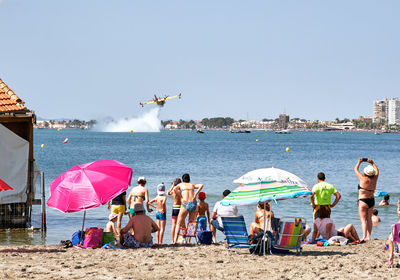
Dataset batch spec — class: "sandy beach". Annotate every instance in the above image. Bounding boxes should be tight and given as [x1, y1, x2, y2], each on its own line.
[0, 239, 397, 279]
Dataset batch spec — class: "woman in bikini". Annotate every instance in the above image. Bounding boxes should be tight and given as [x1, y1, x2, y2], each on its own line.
[127, 176, 152, 216]
[172, 173, 203, 243]
[354, 158, 379, 242]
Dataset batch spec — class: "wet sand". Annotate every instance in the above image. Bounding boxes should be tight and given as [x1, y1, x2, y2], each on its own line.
[0, 239, 397, 279]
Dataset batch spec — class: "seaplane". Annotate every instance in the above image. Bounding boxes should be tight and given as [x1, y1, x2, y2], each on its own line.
[140, 93, 181, 107]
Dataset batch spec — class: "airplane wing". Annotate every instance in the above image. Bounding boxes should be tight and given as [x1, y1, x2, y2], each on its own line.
[165, 93, 182, 100]
[140, 100, 156, 107]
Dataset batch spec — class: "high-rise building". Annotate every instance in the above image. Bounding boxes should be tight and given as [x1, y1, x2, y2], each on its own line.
[373, 98, 388, 124]
[388, 98, 400, 125]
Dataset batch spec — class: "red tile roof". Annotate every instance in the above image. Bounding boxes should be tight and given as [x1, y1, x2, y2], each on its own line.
[0, 79, 27, 113]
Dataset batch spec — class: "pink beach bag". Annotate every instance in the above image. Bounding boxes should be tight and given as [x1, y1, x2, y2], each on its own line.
[83, 227, 104, 249]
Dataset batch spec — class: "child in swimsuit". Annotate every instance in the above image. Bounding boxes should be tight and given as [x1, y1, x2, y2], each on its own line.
[149, 183, 167, 245]
[195, 192, 210, 230]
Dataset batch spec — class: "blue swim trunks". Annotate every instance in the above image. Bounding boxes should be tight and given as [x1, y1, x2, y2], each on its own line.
[156, 211, 166, 221]
[196, 216, 207, 230]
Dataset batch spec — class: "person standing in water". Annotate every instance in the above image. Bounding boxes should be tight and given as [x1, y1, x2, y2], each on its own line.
[171, 173, 203, 244]
[127, 176, 152, 216]
[354, 158, 379, 242]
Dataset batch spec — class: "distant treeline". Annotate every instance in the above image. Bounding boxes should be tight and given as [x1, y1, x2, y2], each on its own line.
[161, 117, 234, 129]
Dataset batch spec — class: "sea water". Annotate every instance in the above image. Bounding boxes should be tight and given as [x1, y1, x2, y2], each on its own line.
[1, 129, 399, 245]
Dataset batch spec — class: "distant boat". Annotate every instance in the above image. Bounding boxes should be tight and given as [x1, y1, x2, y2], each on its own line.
[374, 130, 381, 135]
[196, 129, 204, 134]
[62, 138, 69, 144]
[275, 129, 291, 134]
[230, 129, 251, 133]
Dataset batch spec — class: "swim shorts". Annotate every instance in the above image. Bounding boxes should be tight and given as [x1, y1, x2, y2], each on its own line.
[123, 233, 153, 248]
[130, 208, 146, 217]
[172, 205, 181, 217]
[196, 216, 207, 230]
[111, 205, 125, 214]
[156, 211, 167, 221]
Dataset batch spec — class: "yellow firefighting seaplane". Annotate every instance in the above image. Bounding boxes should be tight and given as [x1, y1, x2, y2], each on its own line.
[140, 93, 181, 107]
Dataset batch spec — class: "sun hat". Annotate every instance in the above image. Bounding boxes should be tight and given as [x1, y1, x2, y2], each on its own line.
[109, 213, 118, 221]
[198, 192, 206, 200]
[133, 203, 145, 213]
[363, 165, 376, 177]
[137, 176, 146, 182]
[157, 183, 165, 195]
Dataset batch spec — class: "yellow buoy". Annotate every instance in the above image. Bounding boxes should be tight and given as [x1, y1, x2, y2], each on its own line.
[57, 128, 61, 131]
[256, 139, 259, 142]
[41, 144, 45, 148]
[130, 130, 133, 133]
[286, 147, 290, 152]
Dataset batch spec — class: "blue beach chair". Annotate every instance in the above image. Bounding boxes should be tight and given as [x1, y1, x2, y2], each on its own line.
[221, 216, 254, 251]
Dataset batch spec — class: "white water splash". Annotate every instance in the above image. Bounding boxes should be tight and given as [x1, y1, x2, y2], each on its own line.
[95, 107, 162, 132]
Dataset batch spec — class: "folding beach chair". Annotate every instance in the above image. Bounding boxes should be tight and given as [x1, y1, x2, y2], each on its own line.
[272, 217, 305, 255]
[389, 223, 400, 267]
[185, 221, 198, 244]
[221, 216, 255, 251]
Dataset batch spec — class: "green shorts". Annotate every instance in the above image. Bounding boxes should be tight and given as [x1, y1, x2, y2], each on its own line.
[130, 208, 146, 216]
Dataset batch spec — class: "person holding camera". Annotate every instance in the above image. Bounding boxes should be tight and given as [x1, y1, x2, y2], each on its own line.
[354, 157, 379, 242]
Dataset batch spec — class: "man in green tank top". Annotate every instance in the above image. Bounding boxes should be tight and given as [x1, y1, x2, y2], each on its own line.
[310, 172, 341, 219]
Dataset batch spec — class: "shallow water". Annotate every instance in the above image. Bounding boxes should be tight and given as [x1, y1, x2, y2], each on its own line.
[1, 129, 399, 245]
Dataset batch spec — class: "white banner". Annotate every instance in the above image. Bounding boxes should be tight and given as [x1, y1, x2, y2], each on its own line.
[0, 123, 29, 204]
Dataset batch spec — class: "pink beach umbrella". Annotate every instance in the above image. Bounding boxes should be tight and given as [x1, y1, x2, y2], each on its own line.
[47, 159, 133, 233]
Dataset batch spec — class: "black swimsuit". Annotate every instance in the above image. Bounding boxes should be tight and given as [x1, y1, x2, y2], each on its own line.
[358, 185, 375, 208]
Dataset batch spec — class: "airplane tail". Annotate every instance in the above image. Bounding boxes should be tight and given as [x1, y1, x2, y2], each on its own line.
[178, 93, 181, 99]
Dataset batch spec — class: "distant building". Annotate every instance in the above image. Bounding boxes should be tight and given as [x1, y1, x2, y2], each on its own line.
[278, 114, 289, 129]
[388, 98, 400, 125]
[373, 98, 388, 124]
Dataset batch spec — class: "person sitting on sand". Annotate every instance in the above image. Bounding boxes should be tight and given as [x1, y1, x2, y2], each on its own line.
[311, 205, 360, 243]
[167, 178, 184, 242]
[171, 173, 203, 243]
[149, 183, 167, 245]
[195, 192, 210, 230]
[119, 203, 159, 248]
[388, 200, 400, 267]
[127, 176, 152, 216]
[249, 202, 274, 238]
[372, 209, 381, 227]
[210, 189, 238, 243]
[379, 194, 390, 207]
[105, 213, 118, 235]
[354, 158, 379, 242]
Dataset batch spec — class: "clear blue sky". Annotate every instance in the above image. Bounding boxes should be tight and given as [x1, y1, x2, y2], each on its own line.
[1, 0, 399, 121]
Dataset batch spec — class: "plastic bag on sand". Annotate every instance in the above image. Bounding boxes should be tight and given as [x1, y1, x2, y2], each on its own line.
[327, 236, 349, 245]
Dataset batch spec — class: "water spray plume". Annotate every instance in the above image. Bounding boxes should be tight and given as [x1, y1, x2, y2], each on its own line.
[95, 107, 162, 132]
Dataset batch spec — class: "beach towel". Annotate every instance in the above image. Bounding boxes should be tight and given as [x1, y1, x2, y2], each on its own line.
[83, 227, 104, 249]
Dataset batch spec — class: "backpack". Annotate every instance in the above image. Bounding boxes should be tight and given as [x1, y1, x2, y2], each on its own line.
[83, 227, 104, 248]
[71, 231, 85, 246]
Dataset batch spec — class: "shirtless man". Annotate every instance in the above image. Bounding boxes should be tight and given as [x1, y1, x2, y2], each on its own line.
[354, 158, 379, 242]
[167, 178, 183, 242]
[249, 202, 274, 237]
[172, 173, 203, 244]
[127, 176, 152, 216]
[119, 203, 159, 248]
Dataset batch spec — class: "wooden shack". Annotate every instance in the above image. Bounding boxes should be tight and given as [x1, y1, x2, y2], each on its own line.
[0, 78, 36, 228]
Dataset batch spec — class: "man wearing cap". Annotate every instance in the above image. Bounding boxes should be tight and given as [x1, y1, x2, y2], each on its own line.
[210, 189, 238, 243]
[355, 158, 379, 242]
[310, 172, 341, 220]
[127, 176, 152, 216]
[119, 203, 159, 248]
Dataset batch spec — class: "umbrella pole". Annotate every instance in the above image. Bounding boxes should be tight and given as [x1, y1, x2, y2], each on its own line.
[263, 201, 266, 256]
[81, 210, 86, 243]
